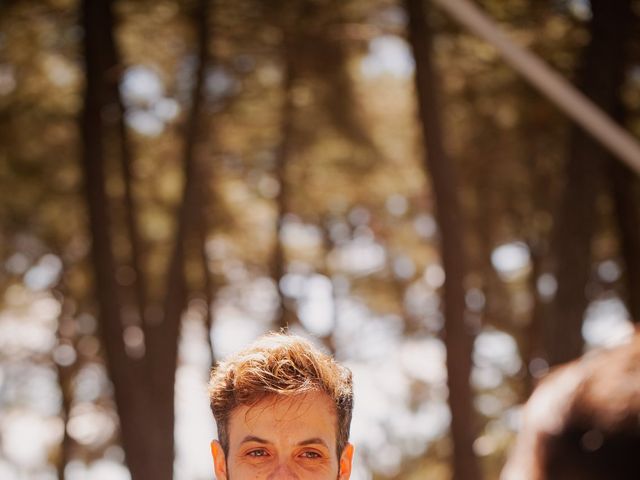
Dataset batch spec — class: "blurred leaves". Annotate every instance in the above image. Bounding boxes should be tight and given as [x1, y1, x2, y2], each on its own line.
[1, 0, 640, 479]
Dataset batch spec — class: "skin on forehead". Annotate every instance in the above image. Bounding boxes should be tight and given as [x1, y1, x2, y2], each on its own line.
[226, 391, 342, 479]
[233, 392, 336, 435]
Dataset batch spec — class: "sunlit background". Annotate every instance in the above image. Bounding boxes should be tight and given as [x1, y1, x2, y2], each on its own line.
[1, 0, 639, 478]
[1, 243, 635, 479]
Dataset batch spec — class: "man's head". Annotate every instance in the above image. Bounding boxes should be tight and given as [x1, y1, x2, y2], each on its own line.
[208, 332, 354, 480]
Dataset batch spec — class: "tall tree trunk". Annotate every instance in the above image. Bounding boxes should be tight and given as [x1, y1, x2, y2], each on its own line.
[53, 278, 75, 480]
[606, 15, 640, 322]
[600, 10, 640, 322]
[610, 160, 640, 323]
[200, 220, 216, 366]
[273, 33, 296, 331]
[546, 0, 633, 366]
[524, 246, 549, 395]
[405, 1, 481, 479]
[115, 92, 148, 325]
[99, 22, 148, 325]
[522, 98, 557, 396]
[80, 1, 156, 478]
[198, 166, 216, 366]
[319, 217, 338, 353]
[80, 0, 212, 478]
[144, 0, 212, 476]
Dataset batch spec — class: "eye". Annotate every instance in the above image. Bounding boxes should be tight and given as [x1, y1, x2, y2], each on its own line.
[247, 449, 269, 457]
[300, 450, 322, 459]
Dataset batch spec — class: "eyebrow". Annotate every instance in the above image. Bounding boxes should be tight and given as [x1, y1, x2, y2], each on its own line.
[239, 436, 329, 449]
[240, 435, 270, 445]
[297, 437, 329, 449]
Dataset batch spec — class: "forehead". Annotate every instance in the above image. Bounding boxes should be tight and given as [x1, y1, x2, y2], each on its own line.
[227, 391, 338, 447]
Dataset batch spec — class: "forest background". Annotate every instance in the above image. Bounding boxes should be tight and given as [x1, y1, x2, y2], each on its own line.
[1, 0, 640, 479]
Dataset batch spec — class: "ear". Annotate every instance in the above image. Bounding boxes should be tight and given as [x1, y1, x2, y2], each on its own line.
[211, 440, 228, 480]
[338, 443, 355, 480]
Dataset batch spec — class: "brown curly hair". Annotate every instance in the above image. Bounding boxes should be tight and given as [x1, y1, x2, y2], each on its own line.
[208, 332, 354, 457]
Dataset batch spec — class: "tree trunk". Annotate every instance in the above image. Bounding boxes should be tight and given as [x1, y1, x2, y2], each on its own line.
[53, 279, 75, 480]
[80, 1, 157, 478]
[319, 217, 338, 353]
[273, 32, 296, 331]
[546, 0, 633, 366]
[80, 0, 212, 478]
[144, 0, 212, 475]
[197, 158, 216, 366]
[115, 88, 148, 326]
[522, 101, 556, 396]
[604, 11, 640, 322]
[405, 1, 481, 479]
[610, 161, 640, 323]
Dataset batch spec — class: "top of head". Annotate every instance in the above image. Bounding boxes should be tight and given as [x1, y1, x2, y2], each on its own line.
[208, 332, 354, 455]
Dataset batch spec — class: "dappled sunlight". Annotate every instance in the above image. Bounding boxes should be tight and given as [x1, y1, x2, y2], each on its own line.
[582, 296, 635, 349]
[121, 65, 179, 137]
[297, 274, 335, 337]
[2, 0, 639, 478]
[328, 237, 387, 276]
[2, 410, 62, 468]
[490, 242, 531, 282]
[65, 458, 131, 480]
[175, 314, 217, 480]
[361, 35, 415, 79]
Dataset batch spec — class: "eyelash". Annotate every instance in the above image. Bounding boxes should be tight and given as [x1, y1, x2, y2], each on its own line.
[246, 450, 322, 459]
[300, 451, 321, 459]
[247, 449, 269, 457]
